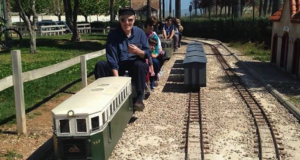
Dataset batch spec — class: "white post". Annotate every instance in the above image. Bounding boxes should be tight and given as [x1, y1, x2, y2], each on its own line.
[11, 50, 27, 134]
[81, 55, 88, 87]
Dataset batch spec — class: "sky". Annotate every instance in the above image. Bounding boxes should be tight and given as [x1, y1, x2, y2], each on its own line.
[161, 0, 193, 17]
[162, 0, 191, 10]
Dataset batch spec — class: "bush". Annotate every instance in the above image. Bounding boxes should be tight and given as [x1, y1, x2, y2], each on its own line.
[181, 18, 272, 48]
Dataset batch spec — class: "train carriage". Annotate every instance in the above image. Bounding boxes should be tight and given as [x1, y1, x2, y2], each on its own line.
[52, 77, 133, 160]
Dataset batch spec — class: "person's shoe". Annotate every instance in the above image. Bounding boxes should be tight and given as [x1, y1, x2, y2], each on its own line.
[133, 101, 145, 111]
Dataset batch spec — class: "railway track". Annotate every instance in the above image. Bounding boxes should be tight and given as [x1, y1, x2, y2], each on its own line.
[183, 90, 207, 160]
[205, 42, 283, 160]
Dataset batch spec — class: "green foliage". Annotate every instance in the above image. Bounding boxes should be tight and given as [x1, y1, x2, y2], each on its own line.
[79, 0, 103, 18]
[101, 0, 129, 16]
[47, 0, 64, 17]
[181, 17, 272, 48]
[10, 0, 51, 16]
[2, 150, 23, 160]
[228, 42, 271, 62]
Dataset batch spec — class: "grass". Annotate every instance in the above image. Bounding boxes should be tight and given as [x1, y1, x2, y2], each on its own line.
[0, 33, 107, 124]
[1, 150, 23, 160]
[228, 42, 271, 62]
[0, 33, 107, 79]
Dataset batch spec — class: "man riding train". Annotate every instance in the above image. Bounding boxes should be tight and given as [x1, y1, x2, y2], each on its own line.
[94, 8, 149, 112]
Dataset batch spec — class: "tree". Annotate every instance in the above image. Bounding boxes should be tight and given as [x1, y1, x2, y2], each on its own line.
[79, 0, 102, 22]
[147, 0, 151, 17]
[63, 0, 80, 41]
[15, 0, 38, 53]
[11, 0, 50, 20]
[48, 0, 64, 21]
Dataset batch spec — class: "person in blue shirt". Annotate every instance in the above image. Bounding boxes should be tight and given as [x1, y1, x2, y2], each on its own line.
[162, 16, 179, 51]
[94, 8, 150, 111]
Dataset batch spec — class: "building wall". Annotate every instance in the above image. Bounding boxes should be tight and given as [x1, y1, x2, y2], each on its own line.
[271, 0, 300, 77]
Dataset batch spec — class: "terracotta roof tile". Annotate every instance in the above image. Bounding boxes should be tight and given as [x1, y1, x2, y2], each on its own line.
[269, 8, 283, 22]
[270, 0, 300, 23]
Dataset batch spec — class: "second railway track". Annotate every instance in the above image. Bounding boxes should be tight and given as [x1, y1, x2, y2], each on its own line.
[206, 41, 283, 160]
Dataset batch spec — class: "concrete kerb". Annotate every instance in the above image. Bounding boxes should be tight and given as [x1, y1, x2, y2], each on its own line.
[186, 37, 300, 121]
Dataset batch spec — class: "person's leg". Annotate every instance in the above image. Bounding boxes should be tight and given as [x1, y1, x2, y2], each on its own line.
[178, 32, 182, 47]
[173, 34, 179, 50]
[94, 61, 113, 79]
[152, 58, 160, 81]
[129, 60, 149, 101]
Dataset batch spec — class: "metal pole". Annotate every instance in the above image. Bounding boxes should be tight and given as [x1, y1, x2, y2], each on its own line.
[130, 0, 132, 8]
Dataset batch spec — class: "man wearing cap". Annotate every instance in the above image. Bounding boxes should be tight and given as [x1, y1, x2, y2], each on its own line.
[94, 8, 150, 111]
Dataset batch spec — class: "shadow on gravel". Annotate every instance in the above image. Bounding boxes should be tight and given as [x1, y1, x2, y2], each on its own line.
[27, 137, 54, 160]
[129, 116, 138, 124]
[162, 60, 189, 93]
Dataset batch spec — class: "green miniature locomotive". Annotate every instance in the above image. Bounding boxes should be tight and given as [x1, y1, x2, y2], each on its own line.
[52, 77, 133, 160]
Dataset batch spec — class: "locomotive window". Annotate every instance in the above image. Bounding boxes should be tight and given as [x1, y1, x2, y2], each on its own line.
[110, 104, 113, 115]
[76, 119, 87, 132]
[113, 100, 116, 110]
[59, 119, 70, 133]
[119, 94, 121, 104]
[91, 116, 99, 131]
[102, 112, 106, 124]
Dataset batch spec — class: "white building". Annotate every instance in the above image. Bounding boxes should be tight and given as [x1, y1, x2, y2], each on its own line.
[269, 0, 300, 78]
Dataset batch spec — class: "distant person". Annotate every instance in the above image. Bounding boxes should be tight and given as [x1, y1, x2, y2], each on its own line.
[174, 18, 183, 47]
[162, 16, 179, 51]
[94, 8, 150, 111]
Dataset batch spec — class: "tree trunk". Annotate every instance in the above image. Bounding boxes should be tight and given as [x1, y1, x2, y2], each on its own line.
[162, 0, 165, 18]
[71, 0, 80, 42]
[159, 0, 162, 19]
[63, 0, 73, 31]
[259, 0, 263, 17]
[268, 0, 272, 14]
[6, 0, 12, 26]
[175, 0, 181, 18]
[16, 0, 37, 53]
[263, 0, 268, 16]
[58, 15, 61, 22]
[109, 0, 114, 27]
[194, 3, 197, 16]
[272, 0, 280, 14]
[84, 15, 88, 22]
[233, 0, 241, 18]
[147, 0, 151, 17]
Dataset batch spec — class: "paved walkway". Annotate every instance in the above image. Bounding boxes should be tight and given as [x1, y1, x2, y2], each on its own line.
[232, 49, 300, 110]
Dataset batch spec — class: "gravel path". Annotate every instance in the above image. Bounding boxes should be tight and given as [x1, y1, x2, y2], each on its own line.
[110, 47, 188, 160]
[202, 39, 300, 159]
[110, 39, 300, 160]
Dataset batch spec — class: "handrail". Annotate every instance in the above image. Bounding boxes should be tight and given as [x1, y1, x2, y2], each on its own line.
[0, 49, 106, 92]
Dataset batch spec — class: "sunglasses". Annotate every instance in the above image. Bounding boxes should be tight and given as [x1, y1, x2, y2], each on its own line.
[149, 24, 156, 27]
[120, 18, 134, 23]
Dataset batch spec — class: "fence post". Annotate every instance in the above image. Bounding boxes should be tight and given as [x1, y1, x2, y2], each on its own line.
[11, 50, 27, 134]
[81, 55, 88, 87]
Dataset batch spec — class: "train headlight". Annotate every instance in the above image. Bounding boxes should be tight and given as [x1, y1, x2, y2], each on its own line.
[67, 110, 75, 117]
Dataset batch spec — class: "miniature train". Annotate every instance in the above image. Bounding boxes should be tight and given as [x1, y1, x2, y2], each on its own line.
[52, 77, 133, 160]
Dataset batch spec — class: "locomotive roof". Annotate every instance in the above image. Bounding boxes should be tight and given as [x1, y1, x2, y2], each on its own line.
[52, 77, 131, 116]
